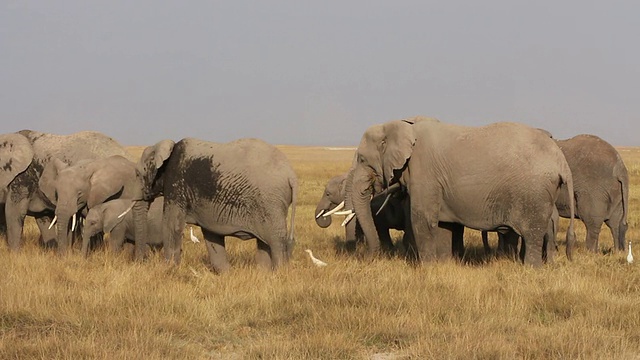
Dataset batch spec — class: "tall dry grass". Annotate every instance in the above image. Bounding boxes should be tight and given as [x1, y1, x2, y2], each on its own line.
[1, 145, 640, 359]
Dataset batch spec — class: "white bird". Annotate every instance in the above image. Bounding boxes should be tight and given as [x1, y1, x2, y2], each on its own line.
[627, 241, 634, 264]
[190, 227, 201, 243]
[305, 249, 328, 267]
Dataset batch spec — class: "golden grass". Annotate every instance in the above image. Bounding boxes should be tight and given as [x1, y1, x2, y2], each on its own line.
[2, 146, 640, 359]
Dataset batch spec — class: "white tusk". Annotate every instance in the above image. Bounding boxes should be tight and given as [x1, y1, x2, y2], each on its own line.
[71, 213, 77, 232]
[332, 210, 353, 216]
[315, 209, 325, 219]
[375, 192, 393, 216]
[118, 201, 136, 219]
[341, 212, 356, 227]
[322, 201, 345, 217]
[48, 215, 57, 230]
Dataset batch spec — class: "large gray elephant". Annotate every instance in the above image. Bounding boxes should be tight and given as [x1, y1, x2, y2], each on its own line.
[555, 134, 629, 252]
[314, 172, 410, 255]
[348, 117, 576, 266]
[0, 131, 133, 251]
[83, 197, 164, 257]
[38, 155, 139, 254]
[130, 137, 298, 273]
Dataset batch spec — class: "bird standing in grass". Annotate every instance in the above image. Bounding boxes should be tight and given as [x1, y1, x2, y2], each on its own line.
[190, 227, 201, 243]
[305, 249, 328, 267]
[627, 241, 634, 264]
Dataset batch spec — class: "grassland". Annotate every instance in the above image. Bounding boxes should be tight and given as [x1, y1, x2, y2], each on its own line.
[1, 145, 640, 359]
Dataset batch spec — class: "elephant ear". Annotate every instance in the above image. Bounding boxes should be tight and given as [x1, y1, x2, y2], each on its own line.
[39, 158, 68, 204]
[0, 134, 34, 190]
[103, 201, 129, 233]
[87, 157, 136, 208]
[139, 140, 175, 180]
[381, 120, 415, 185]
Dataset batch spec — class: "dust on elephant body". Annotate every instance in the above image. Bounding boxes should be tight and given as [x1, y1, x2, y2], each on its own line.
[349, 116, 576, 267]
[135, 137, 298, 273]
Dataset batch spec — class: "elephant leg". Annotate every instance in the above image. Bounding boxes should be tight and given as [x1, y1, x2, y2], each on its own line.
[4, 195, 29, 251]
[161, 202, 186, 265]
[202, 230, 230, 274]
[378, 227, 395, 255]
[451, 223, 464, 259]
[501, 232, 520, 260]
[543, 210, 558, 264]
[481, 231, 491, 254]
[583, 217, 604, 253]
[605, 203, 626, 252]
[521, 229, 545, 267]
[109, 226, 127, 253]
[255, 239, 273, 270]
[35, 215, 57, 249]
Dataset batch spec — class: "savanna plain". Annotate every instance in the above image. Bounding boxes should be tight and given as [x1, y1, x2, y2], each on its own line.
[2, 145, 640, 359]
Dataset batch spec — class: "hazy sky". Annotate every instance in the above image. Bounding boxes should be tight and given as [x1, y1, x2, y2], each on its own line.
[1, 1, 638, 146]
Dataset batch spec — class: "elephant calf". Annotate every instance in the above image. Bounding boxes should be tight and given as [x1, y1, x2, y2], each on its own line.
[82, 197, 165, 257]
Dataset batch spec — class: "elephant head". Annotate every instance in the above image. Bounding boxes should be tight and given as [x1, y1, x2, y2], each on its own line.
[314, 173, 348, 228]
[129, 139, 175, 259]
[0, 133, 34, 195]
[38, 155, 138, 253]
[83, 200, 129, 240]
[348, 118, 419, 253]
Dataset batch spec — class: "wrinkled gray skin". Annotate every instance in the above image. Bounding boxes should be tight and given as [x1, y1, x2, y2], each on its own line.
[38, 155, 140, 254]
[482, 207, 559, 263]
[83, 197, 164, 256]
[134, 138, 298, 273]
[555, 134, 629, 252]
[349, 117, 576, 267]
[0, 131, 133, 253]
[314, 172, 410, 254]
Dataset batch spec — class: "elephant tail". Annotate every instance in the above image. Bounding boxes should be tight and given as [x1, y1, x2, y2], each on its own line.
[616, 161, 629, 228]
[287, 176, 298, 246]
[562, 168, 576, 261]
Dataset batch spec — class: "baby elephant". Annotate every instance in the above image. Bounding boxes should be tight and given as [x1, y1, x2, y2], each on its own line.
[82, 197, 165, 257]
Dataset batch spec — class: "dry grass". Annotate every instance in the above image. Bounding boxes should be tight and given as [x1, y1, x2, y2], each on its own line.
[2, 145, 640, 359]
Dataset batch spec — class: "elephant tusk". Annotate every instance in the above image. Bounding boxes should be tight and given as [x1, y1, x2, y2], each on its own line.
[341, 212, 356, 227]
[322, 201, 345, 217]
[315, 209, 325, 219]
[375, 192, 393, 216]
[71, 213, 77, 232]
[48, 215, 57, 230]
[332, 209, 353, 216]
[118, 201, 136, 219]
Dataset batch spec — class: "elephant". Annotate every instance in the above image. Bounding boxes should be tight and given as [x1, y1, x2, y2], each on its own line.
[38, 155, 139, 254]
[82, 197, 165, 257]
[347, 116, 576, 267]
[314, 172, 411, 255]
[0, 130, 134, 252]
[555, 134, 629, 252]
[130, 137, 298, 273]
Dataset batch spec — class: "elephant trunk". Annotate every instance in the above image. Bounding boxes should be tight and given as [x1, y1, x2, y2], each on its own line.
[132, 200, 150, 261]
[314, 200, 332, 228]
[55, 212, 74, 255]
[348, 166, 380, 254]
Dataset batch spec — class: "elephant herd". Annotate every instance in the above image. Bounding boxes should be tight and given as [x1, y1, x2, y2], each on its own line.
[0, 116, 629, 271]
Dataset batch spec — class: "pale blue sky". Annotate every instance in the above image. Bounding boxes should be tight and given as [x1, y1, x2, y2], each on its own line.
[1, 1, 638, 146]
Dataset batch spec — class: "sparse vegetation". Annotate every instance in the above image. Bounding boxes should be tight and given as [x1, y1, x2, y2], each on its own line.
[1, 145, 640, 359]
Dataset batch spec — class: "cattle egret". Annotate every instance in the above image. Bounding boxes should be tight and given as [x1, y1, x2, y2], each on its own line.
[627, 241, 634, 264]
[305, 249, 328, 267]
[190, 227, 201, 243]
